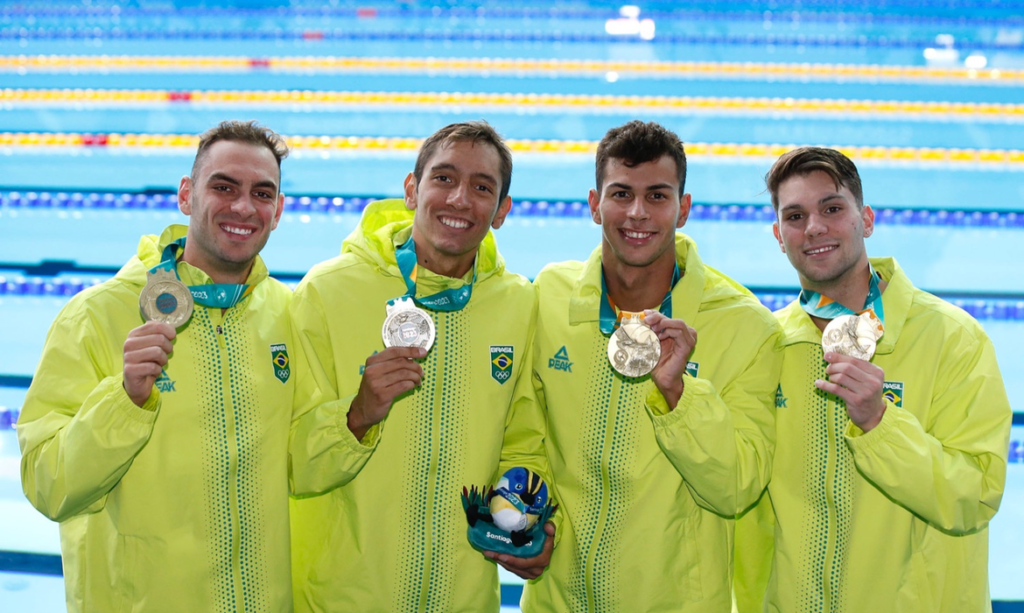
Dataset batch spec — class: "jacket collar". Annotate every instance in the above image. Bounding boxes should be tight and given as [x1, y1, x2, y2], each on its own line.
[125, 223, 270, 289]
[342, 199, 506, 290]
[568, 233, 705, 326]
[778, 256, 910, 355]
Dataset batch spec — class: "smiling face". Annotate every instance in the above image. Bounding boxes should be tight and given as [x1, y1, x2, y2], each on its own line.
[590, 154, 691, 271]
[404, 139, 512, 277]
[773, 170, 874, 293]
[178, 139, 284, 283]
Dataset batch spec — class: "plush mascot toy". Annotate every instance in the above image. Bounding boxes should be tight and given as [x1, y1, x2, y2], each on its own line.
[462, 467, 557, 557]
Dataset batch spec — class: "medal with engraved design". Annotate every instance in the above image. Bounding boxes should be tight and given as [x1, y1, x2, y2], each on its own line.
[139, 268, 194, 328]
[607, 313, 661, 377]
[382, 297, 436, 350]
[821, 311, 884, 361]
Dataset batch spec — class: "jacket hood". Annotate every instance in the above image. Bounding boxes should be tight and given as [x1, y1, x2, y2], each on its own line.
[341, 199, 506, 283]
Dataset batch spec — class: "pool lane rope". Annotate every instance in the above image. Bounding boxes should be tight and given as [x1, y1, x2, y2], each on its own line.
[1, 131, 1022, 166]
[3, 88, 1023, 121]
[1, 55, 1020, 84]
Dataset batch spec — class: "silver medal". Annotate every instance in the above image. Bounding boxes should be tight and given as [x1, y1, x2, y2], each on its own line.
[607, 314, 661, 377]
[139, 268, 194, 328]
[382, 297, 435, 350]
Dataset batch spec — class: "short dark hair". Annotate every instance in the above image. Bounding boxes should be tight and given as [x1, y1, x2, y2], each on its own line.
[190, 120, 289, 181]
[765, 147, 864, 211]
[413, 121, 513, 203]
[595, 120, 687, 194]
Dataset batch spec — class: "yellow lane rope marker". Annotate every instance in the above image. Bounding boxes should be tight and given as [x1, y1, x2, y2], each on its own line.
[3, 87, 1022, 120]
[1, 55, 1021, 83]
[1, 131, 1022, 165]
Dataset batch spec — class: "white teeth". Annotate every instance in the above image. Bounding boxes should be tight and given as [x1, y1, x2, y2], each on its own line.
[222, 225, 254, 236]
[440, 217, 470, 229]
[623, 230, 652, 239]
[806, 245, 836, 255]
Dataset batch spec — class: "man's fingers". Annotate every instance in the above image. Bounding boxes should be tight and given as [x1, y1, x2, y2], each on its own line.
[364, 358, 424, 381]
[125, 335, 175, 357]
[491, 555, 541, 580]
[126, 361, 164, 379]
[825, 362, 881, 390]
[366, 346, 428, 365]
[130, 321, 176, 341]
[370, 368, 423, 389]
[125, 345, 171, 368]
[814, 378, 848, 400]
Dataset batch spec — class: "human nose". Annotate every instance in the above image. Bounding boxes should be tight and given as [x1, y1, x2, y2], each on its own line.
[805, 212, 826, 237]
[230, 192, 257, 216]
[447, 181, 472, 208]
[626, 196, 648, 220]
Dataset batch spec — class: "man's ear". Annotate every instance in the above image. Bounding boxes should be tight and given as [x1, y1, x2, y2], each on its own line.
[862, 204, 875, 239]
[588, 189, 601, 225]
[178, 176, 193, 215]
[491, 196, 513, 230]
[773, 222, 785, 253]
[676, 193, 692, 229]
[403, 173, 418, 211]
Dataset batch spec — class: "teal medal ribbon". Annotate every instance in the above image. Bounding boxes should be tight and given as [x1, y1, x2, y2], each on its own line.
[151, 238, 253, 308]
[392, 237, 476, 311]
[799, 265, 885, 324]
[599, 262, 681, 335]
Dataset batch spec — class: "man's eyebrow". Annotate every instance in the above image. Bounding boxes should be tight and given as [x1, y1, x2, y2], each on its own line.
[429, 162, 499, 186]
[207, 172, 241, 186]
[207, 173, 278, 192]
[605, 182, 634, 191]
[644, 182, 674, 192]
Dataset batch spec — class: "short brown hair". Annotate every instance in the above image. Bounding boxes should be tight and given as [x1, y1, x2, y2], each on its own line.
[190, 120, 289, 181]
[765, 147, 864, 211]
[412, 121, 513, 203]
[595, 120, 687, 194]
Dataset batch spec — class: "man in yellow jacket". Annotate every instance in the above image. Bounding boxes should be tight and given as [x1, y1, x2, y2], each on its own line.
[758, 146, 1011, 612]
[288, 121, 553, 612]
[522, 120, 781, 612]
[18, 121, 362, 612]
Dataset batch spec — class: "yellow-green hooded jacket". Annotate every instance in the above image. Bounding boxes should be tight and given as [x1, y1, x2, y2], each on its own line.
[19, 225, 301, 613]
[763, 257, 1011, 613]
[522, 234, 781, 613]
[289, 200, 545, 613]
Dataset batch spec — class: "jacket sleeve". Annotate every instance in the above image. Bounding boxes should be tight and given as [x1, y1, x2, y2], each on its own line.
[844, 330, 1010, 535]
[644, 326, 781, 517]
[18, 308, 159, 522]
[288, 280, 379, 496]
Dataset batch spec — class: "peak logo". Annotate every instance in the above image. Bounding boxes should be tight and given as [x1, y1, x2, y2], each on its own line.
[155, 369, 176, 393]
[548, 346, 573, 373]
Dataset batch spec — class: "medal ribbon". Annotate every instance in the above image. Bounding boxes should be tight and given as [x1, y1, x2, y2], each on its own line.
[151, 238, 254, 308]
[497, 489, 529, 514]
[391, 237, 476, 311]
[599, 263, 681, 335]
[799, 265, 885, 324]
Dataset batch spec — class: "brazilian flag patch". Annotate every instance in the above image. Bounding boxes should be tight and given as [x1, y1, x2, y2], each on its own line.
[271, 343, 290, 384]
[686, 361, 700, 378]
[490, 345, 514, 385]
[882, 380, 904, 407]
